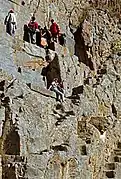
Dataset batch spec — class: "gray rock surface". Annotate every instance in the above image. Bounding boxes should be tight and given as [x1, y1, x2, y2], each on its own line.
[1, 0, 121, 179]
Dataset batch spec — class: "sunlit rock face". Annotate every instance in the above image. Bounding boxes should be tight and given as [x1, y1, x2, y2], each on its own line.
[1, 0, 121, 178]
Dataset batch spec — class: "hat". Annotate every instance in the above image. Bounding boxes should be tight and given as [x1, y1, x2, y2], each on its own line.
[51, 19, 54, 23]
[31, 16, 35, 21]
[9, 9, 14, 13]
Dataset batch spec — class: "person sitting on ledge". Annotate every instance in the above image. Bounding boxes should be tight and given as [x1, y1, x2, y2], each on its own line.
[48, 78, 65, 102]
[28, 16, 38, 44]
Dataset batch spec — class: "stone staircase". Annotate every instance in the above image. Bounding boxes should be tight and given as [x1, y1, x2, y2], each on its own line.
[104, 142, 121, 179]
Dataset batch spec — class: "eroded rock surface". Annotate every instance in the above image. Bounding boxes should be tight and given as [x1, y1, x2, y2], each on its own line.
[1, 0, 121, 179]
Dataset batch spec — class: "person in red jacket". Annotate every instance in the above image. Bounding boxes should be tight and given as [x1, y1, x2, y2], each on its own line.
[28, 16, 38, 44]
[50, 19, 60, 42]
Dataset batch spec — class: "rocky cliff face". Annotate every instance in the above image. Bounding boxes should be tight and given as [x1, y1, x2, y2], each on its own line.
[1, 0, 121, 179]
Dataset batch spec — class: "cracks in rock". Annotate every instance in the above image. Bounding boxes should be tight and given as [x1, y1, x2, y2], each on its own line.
[65, 110, 75, 116]
[60, 0, 68, 15]
[56, 103, 65, 111]
[111, 104, 117, 118]
[8, 0, 21, 6]
[30, 149, 49, 155]
[51, 145, 68, 152]
[28, 0, 34, 8]
[52, 109, 67, 126]
[19, 107, 23, 113]
[27, 85, 55, 99]
[33, 0, 41, 14]
[30, 143, 69, 154]
[14, 94, 24, 100]
[18, 67, 21, 73]
[36, 0, 41, 11]
[52, 109, 75, 126]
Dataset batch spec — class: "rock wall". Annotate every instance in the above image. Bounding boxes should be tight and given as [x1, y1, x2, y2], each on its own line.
[1, 0, 121, 179]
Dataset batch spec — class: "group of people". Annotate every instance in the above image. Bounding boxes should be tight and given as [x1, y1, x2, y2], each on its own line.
[4, 9, 66, 102]
[23, 16, 66, 48]
[23, 16, 51, 47]
[4, 9, 66, 48]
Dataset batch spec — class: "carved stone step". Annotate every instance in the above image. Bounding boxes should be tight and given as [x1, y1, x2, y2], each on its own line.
[117, 142, 121, 149]
[114, 149, 121, 156]
[105, 171, 115, 178]
[105, 163, 115, 170]
[81, 145, 87, 155]
[114, 156, 121, 163]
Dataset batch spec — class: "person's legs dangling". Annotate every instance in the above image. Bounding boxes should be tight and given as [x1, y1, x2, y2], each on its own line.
[54, 88, 64, 102]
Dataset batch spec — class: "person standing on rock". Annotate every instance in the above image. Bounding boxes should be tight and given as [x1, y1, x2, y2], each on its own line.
[28, 16, 38, 44]
[23, 24, 30, 43]
[58, 33, 66, 46]
[50, 19, 60, 42]
[43, 26, 51, 48]
[48, 78, 65, 102]
[4, 9, 17, 36]
[36, 25, 43, 46]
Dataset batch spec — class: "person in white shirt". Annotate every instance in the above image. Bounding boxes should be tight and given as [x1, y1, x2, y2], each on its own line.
[4, 9, 17, 36]
[48, 78, 65, 102]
